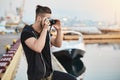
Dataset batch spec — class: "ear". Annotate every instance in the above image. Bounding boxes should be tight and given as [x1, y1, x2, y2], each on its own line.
[37, 16, 41, 22]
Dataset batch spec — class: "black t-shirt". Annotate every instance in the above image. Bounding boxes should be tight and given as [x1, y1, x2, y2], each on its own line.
[21, 25, 53, 80]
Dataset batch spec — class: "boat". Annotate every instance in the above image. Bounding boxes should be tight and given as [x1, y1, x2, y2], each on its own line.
[0, 20, 15, 34]
[68, 26, 102, 35]
[1, 0, 25, 30]
[51, 30, 86, 79]
[98, 24, 120, 34]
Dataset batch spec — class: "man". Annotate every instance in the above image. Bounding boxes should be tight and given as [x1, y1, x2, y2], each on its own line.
[21, 5, 77, 80]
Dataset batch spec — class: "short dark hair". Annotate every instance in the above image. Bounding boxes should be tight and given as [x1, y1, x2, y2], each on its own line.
[36, 5, 51, 17]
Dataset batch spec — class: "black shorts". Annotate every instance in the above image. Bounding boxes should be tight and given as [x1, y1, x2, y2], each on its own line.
[28, 71, 77, 80]
[52, 71, 77, 80]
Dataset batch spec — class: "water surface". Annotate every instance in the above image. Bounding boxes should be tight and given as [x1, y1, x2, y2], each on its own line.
[83, 44, 120, 80]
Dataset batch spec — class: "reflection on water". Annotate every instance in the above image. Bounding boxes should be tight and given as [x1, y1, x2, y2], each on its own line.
[83, 44, 120, 80]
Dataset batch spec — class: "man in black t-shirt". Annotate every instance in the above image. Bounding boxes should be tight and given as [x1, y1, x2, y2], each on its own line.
[21, 5, 77, 80]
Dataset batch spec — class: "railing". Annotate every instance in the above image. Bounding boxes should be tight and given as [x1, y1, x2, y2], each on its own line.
[0, 40, 22, 80]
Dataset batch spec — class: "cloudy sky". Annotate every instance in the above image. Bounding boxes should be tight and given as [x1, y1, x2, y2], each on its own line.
[0, 0, 120, 23]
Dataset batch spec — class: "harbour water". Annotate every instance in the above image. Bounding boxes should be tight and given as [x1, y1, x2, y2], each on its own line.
[83, 44, 120, 80]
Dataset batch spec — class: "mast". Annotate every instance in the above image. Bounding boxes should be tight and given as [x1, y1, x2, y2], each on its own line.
[16, 0, 25, 22]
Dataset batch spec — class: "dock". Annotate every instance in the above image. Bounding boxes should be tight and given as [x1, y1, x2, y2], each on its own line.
[83, 33, 120, 44]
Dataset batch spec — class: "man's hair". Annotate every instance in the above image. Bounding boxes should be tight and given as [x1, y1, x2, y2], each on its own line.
[36, 5, 51, 18]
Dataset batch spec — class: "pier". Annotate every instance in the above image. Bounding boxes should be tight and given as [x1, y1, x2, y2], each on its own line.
[0, 39, 21, 80]
[83, 33, 120, 44]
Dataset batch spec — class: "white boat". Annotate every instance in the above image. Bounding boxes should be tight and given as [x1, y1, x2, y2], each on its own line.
[69, 26, 102, 34]
[98, 24, 120, 33]
[51, 30, 86, 80]
[0, 21, 15, 34]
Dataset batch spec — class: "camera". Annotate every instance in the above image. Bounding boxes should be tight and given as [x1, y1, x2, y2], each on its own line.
[49, 19, 57, 26]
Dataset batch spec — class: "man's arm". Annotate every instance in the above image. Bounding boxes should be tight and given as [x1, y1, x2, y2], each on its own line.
[51, 20, 63, 47]
[24, 17, 49, 53]
[25, 28, 48, 53]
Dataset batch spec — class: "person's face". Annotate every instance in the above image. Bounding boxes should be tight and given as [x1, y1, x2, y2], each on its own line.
[37, 13, 51, 28]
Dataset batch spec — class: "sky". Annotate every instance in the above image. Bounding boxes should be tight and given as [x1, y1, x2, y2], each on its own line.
[0, 0, 120, 24]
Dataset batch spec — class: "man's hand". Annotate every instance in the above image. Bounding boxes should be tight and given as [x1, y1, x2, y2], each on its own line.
[42, 17, 50, 30]
[51, 19, 62, 47]
[52, 19, 61, 31]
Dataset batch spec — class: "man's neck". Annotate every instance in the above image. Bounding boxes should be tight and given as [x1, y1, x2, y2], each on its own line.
[32, 22, 42, 33]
